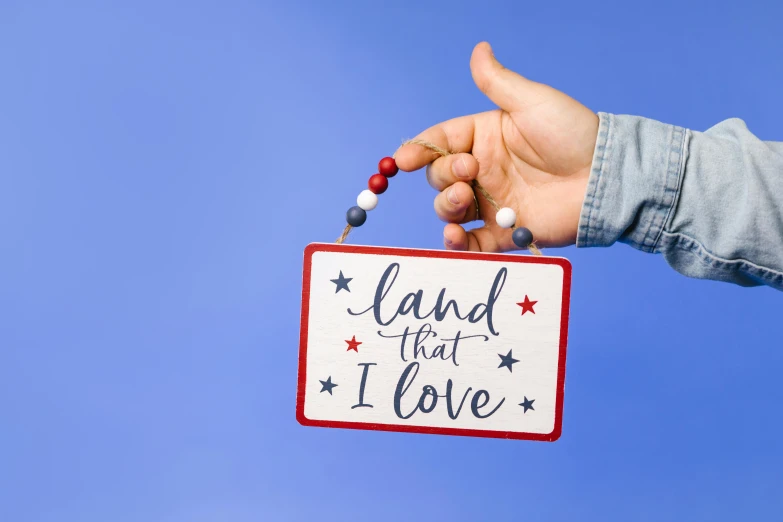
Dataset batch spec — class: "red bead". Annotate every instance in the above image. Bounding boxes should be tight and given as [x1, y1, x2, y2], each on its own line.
[378, 157, 398, 177]
[368, 173, 389, 194]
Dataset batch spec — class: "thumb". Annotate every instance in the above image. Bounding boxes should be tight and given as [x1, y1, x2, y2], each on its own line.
[470, 42, 538, 112]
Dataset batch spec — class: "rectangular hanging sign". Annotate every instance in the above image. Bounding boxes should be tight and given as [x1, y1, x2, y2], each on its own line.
[296, 243, 571, 441]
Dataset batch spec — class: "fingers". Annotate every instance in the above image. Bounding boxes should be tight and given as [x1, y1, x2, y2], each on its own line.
[434, 181, 480, 224]
[470, 41, 540, 113]
[443, 223, 506, 253]
[424, 153, 480, 191]
[394, 114, 476, 173]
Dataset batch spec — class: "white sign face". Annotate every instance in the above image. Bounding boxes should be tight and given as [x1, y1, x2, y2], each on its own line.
[297, 243, 571, 441]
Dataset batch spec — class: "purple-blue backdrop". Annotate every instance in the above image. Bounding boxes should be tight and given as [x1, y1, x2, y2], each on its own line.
[1, 1, 781, 520]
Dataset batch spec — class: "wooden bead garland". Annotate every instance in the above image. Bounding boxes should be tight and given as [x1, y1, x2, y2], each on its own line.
[378, 156, 398, 177]
[368, 173, 389, 194]
[356, 189, 378, 211]
[336, 148, 540, 255]
[495, 207, 517, 229]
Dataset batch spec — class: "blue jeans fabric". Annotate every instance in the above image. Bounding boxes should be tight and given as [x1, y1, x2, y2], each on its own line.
[577, 112, 783, 291]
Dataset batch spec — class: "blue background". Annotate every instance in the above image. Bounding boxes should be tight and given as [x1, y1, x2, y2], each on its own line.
[1, 1, 781, 520]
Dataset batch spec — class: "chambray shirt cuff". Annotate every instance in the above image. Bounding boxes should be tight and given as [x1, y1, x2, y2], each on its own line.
[576, 112, 689, 252]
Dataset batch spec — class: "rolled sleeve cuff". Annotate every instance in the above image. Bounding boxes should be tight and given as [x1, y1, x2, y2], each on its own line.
[576, 112, 689, 253]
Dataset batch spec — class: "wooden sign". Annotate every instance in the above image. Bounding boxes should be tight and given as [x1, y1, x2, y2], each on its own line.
[297, 243, 572, 441]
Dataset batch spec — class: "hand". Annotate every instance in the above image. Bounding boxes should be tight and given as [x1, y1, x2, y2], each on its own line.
[395, 42, 599, 251]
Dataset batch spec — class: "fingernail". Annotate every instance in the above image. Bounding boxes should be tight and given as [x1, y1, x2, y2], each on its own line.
[447, 186, 460, 205]
[452, 157, 469, 179]
[444, 235, 453, 246]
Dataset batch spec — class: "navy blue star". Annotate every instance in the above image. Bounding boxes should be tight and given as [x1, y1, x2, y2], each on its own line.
[330, 271, 352, 293]
[497, 349, 519, 372]
[319, 376, 338, 395]
[519, 396, 535, 413]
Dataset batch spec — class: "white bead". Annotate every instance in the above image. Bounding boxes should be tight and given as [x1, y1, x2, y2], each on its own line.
[495, 207, 517, 229]
[357, 190, 378, 211]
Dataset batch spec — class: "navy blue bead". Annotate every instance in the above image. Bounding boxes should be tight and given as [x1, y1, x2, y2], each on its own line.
[346, 206, 367, 227]
[512, 227, 534, 248]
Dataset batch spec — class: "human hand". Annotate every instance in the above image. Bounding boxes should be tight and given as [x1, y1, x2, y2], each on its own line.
[395, 42, 599, 251]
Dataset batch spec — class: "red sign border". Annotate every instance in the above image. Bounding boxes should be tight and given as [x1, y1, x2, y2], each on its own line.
[296, 242, 572, 442]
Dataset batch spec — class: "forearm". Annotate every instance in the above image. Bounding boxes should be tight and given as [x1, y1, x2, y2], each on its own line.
[577, 112, 783, 290]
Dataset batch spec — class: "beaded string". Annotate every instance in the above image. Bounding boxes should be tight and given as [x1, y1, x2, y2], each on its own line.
[336, 139, 542, 256]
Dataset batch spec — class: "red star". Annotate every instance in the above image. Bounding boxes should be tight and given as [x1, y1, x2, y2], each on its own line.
[345, 335, 362, 352]
[517, 295, 538, 315]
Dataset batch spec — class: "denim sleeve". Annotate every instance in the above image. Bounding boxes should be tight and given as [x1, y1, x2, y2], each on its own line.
[576, 112, 783, 290]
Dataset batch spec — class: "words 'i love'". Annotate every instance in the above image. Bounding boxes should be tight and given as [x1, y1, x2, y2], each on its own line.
[297, 243, 571, 441]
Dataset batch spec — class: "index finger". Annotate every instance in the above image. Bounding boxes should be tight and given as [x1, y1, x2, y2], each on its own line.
[394, 114, 476, 172]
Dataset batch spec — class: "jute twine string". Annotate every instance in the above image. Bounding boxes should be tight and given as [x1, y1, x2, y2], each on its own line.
[336, 139, 542, 256]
